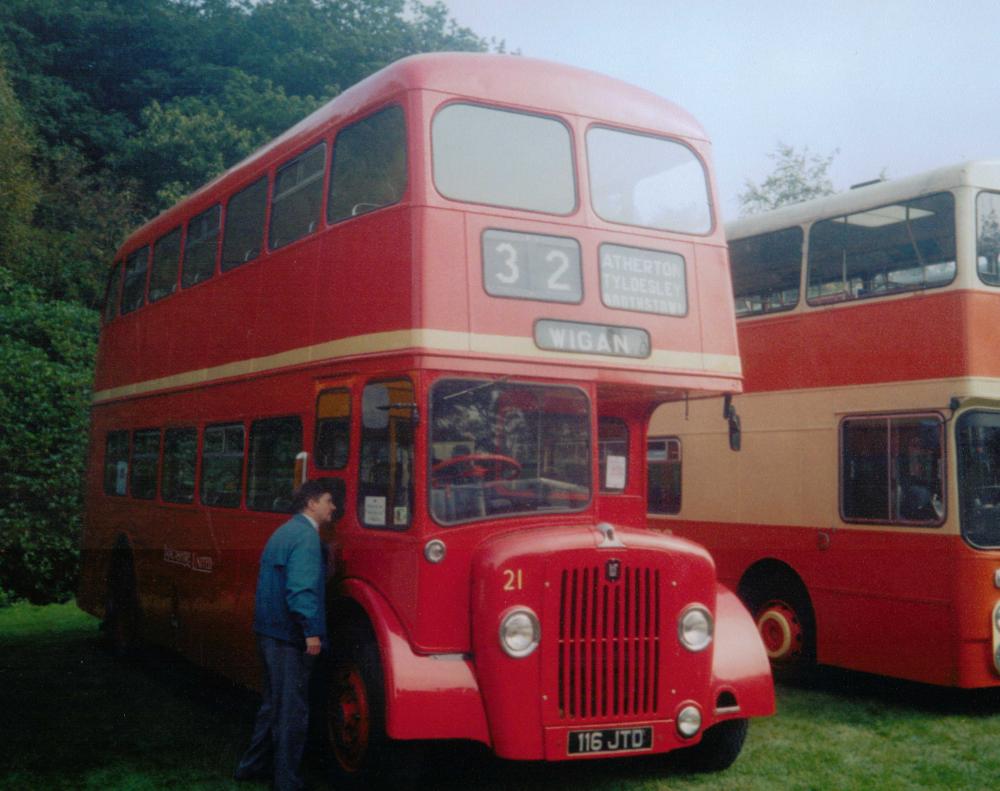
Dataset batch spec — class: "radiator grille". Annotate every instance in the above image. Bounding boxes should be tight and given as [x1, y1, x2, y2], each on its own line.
[557, 565, 662, 720]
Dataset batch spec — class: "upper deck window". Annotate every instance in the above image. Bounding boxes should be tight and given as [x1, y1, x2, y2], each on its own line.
[183, 204, 220, 287]
[103, 263, 122, 323]
[976, 192, 1000, 286]
[149, 227, 181, 303]
[328, 106, 406, 224]
[731, 227, 803, 317]
[587, 127, 711, 234]
[429, 379, 590, 524]
[222, 177, 268, 271]
[270, 142, 326, 249]
[121, 246, 149, 315]
[807, 192, 956, 305]
[432, 103, 575, 215]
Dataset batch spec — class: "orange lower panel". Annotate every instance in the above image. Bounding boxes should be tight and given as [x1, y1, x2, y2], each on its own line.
[656, 518, 1000, 688]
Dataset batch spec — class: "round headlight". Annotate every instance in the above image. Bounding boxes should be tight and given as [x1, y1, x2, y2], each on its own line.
[993, 601, 1000, 631]
[676, 705, 702, 738]
[499, 608, 540, 658]
[678, 605, 713, 652]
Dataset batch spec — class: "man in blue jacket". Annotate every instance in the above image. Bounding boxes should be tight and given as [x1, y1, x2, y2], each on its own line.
[235, 479, 336, 790]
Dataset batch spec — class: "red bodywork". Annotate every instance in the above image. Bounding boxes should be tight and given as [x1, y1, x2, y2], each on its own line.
[78, 53, 773, 760]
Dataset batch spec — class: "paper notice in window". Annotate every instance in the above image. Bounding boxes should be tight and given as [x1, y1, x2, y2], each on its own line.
[364, 496, 386, 526]
[605, 455, 626, 489]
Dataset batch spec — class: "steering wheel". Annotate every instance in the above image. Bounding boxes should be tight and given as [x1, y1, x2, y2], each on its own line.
[432, 453, 522, 484]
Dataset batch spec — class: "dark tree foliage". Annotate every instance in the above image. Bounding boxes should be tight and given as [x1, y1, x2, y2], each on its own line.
[0, 0, 489, 604]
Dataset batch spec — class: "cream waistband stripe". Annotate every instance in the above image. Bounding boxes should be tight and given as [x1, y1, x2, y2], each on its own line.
[91, 329, 741, 404]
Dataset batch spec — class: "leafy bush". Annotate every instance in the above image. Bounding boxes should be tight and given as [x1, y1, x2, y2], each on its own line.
[0, 269, 98, 604]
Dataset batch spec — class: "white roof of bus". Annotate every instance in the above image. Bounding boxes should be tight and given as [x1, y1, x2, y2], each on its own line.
[726, 160, 1000, 240]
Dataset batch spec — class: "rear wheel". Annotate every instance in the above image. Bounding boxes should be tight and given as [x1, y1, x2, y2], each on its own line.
[103, 545, 140, 658]
[676, 718, 748, 773]
[326, 630, 421, 789]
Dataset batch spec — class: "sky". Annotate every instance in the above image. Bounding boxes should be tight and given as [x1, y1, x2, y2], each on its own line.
[441, 0, 999, 220]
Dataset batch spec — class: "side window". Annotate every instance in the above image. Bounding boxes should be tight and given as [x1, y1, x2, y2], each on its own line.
[328, 106, 407, 224]
[315, 389, 351, 470]
[183, 204, 221, 287]
[103, 262, 122, 323]
[977, 191, 1000, 286]
[130, 429, 161, 499]
[807, 192, 955, 304]
[647, 437, 681, 515]
[103, 431, 130, 496]
[121, 246, 150, 315]
[247, 416, 303, 513]
[201, 423, 245, 508]
[841, 415, 944, 525]
[163, 427, 198, 504]
[731, 227, 803, 317]
[270, 142, 326, 250]
[222, 177, 268, 271]
[149, 227, 181, 303]
[598, 418, 628, 492]
[359, 379, 414, 528]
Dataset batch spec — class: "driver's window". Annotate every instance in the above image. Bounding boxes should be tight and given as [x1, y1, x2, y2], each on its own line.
[358, 379, 414, 529]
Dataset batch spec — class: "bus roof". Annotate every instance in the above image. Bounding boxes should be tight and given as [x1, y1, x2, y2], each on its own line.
[118, 52, 707, 258]
[727, 160, 1000, 240]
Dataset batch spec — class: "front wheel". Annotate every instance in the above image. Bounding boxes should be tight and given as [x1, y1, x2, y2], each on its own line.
[326, 632, 421, 789]
[675, 718, 748, 773]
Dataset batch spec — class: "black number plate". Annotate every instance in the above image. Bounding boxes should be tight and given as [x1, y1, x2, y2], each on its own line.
[567, 726, 653, 755]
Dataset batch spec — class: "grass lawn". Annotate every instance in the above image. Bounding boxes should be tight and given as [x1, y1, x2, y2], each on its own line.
[3, 602, 1000, 789]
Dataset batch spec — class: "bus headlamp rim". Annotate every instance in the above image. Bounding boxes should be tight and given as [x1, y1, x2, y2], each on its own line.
[499, 608, 540, 658]
[678, 604, 714, 652]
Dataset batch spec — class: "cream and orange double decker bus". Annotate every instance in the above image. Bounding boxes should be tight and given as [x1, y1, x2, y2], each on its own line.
[650, 161, 1000, 687]
[77, 53, 773, 785]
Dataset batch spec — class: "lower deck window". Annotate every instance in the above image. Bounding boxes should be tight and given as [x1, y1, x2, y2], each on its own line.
[103, 431, 130, 495]
[359, 380, 414, 528]
[957, 411, 1000, 547]
[201, 423, 245, 508]
[841, 415, 944, 525]
[647, 437, 681, 514]
[247, 417, 303, 513]
[162, 427, 197, 504]
[130, 429, 161, 500]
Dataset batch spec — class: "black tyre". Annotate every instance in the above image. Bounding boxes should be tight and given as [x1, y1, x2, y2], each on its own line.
[676, 718, 748, 773]
[326, 628, 421, 789]
[103, 544, 141, 658]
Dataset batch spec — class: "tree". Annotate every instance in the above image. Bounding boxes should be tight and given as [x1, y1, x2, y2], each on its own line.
[738, 142, 838, 216]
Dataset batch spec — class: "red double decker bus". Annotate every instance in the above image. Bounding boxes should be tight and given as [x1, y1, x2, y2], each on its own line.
[77, 53, 773, 782]
[651, 162, 1000, 687]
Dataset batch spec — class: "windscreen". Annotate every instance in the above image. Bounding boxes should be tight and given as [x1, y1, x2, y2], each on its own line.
[957, 411, 1000, 548]
[430, 379, 591, 524]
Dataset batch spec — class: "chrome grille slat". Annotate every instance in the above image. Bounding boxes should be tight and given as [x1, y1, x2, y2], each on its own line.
[557, 564, 662, 720]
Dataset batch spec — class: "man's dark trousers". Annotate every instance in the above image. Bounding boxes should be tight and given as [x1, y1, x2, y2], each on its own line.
[237, 634, 316, 790]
